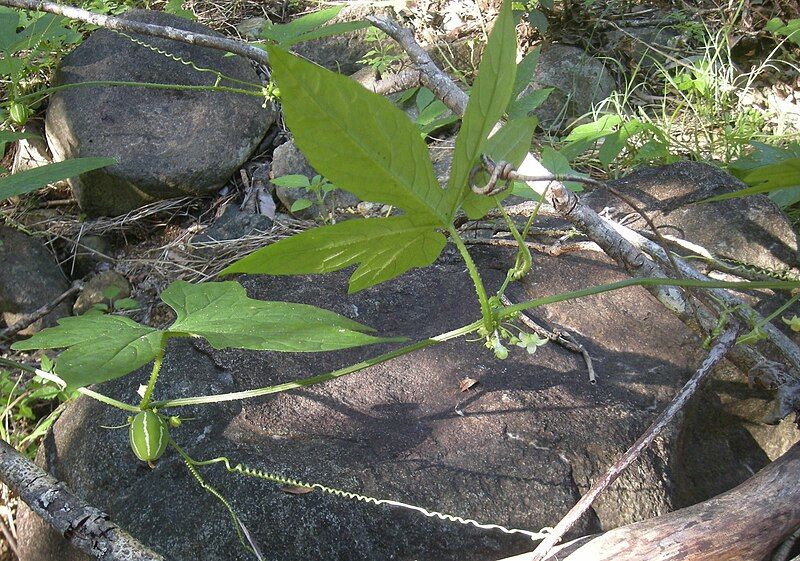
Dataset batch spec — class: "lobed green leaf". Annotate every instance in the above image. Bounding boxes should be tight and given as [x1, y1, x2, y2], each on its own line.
[11, 315, 163, 388]
[267, 46, 447, 224]
[445, 0, 517, 217]
[162, 281, 401, 350]
[222, 217, 446, 293]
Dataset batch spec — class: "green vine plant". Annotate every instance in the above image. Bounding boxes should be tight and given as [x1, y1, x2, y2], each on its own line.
[6, 0, 800, 556]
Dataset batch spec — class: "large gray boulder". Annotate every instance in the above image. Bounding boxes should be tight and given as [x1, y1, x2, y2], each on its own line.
[0, 226, 71, 334]
[516, 44, 616, 131]
[584, 161, 800, 271]
[45, 10, 276, 217]
[17, 241, 797, 560]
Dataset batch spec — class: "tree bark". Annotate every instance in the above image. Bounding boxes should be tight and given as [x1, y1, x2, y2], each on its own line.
[500, 441, 800, 561]
[0, 440, 166, 561]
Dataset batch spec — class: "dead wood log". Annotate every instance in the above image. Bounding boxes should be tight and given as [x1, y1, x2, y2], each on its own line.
[500, 441, 800, 561]
[0, 440, 165, 561]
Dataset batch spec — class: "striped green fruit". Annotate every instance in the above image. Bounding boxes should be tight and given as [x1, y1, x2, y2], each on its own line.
[129, 411, 169, 462]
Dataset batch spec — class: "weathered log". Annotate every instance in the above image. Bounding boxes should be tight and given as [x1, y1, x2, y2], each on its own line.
[0, 440, 165, 561]
[500, 441, 800, 561]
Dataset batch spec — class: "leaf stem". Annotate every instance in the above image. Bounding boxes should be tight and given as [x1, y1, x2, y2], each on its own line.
[0, 357, 139, 413]
[494, 197, 531, 300]
[150, 320, 482, 409]
[16, 79, 264, 105]
[498, 278, 800, 320]
[757, 293, 800, 327]
[448, 225, 495, 333]
[139, 333, 171, 410]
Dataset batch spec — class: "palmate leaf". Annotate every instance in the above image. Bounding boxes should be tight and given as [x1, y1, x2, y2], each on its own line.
[230, 1, 522, 292]
[0, 157, 117, 201]
[162, 281, 401, 351]
[266, 45, 448, 224]
[12, 281, 398, 388]
[444, 0, 517, 215]
[222, 217, 446, 293]
[11, 315, 163, 388]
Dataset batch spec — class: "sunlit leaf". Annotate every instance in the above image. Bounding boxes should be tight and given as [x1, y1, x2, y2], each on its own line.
[11, 315, 163, 388]
[0, 157, 116, 201]
[703, 158, 800, 204]
[222, 217, 446, 293]
[162, 281, 400, 350]
[267, 46, 447, 223]
[445, 0, 516, 216]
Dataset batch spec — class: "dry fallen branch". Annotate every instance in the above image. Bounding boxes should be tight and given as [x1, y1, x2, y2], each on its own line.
[0, 0, 269, 66]
[0, 440, 164, 561]
[525, 326, 740, 560]
[0, 280, 82, 341]
[499, 440, 800, 561]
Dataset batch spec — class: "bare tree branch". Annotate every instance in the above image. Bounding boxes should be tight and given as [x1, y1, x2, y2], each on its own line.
[0, 281, 82, 341]
[0, 0, 269, 66]
[499, 440, 800, 561]
[525, 325, 740, 560]
[0, 440, 166, 561]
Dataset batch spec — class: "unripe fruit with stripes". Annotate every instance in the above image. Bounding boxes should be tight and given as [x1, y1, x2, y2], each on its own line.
[129, 411, 169, 462]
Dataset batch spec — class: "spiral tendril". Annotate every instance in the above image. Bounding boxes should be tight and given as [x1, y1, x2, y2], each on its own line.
[192, 455, 552, 541]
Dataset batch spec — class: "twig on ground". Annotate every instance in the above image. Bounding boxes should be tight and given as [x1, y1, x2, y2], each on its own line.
[499, 294, 596, 383]
[0, 440, 164, 561]
[0, 281, 82, 341]
[497, 442, 800, 561]
[525, 325, 740, 560]
[463, 234, 603, 257]
[0, 514, 18, 558]
[356, 68, 423, 95]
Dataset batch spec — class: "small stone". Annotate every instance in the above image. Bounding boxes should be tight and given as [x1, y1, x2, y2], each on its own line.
[73, 271, 132, 316]
[69, 235, 111, 278]
[236, 16, 267, 40]
[192, 204, 273, 244]
[11, 121, 53, 175]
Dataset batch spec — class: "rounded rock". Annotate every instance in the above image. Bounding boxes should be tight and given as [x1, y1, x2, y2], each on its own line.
[45, 9, 276, 217]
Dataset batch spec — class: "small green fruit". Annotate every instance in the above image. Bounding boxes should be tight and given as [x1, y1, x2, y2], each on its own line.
[9, 102, 30, 125]
[129, 411, 169, 462]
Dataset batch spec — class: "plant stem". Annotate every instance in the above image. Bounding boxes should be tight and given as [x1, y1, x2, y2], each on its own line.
[139, 333, 170, 410]
[494, 198, 531, 300]
[0, 357, 139, 413]
[498, 277, 800, 320]
[150, 320, 482, 409]
[80, 387, 140, 413]
[16, 79, 264, 104]
[448, 225, 494, 333]
[757, 293, 800, 327]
